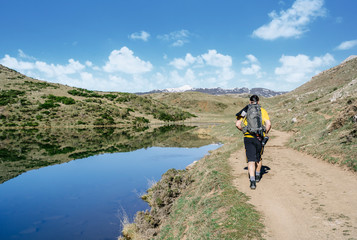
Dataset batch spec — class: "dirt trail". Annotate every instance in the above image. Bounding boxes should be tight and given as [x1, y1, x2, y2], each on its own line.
[229, 129, 357, 240]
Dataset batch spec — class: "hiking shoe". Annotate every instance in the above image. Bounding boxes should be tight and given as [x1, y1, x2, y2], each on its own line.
[250, 180, 256, 190]
[255, 174, 261, 183]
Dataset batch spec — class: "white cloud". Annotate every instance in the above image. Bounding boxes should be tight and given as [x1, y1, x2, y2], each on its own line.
[1, 48, 155, 92]
[158, 30, 191, 47]
[218, 67, 235, 82]
[103, 47, 153, 74]
[252, 0, 326, 40]
[0, 48, 236, 92]
[0, 54, 85, 77]
[106, 74, 156, 93]
[129, 31, 150, 41]
[166, 50, 234, 88]
[85, 61, 100, 71]
[168, 69, 196, 87]
[80, 72, 93, 81]
[169, 50, 231, 69]
[336, 39, 357, 50]
[242, 64, 261, 76]
[241, 54, 263, 78]
[275, 53, 335, 83]
[85, 61, 93, 67]
[169, 53, 199, 69]
[201, 50, 232, 68]
[242, 54, 258, 64]
[1, 50, 155, 92]
[1, 54, 35, 70]
[34, 59, 85, 77]
[18, 49, 36, 60]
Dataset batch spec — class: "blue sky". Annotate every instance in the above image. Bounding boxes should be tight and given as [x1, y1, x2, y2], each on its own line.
[1, 0, 356, 93]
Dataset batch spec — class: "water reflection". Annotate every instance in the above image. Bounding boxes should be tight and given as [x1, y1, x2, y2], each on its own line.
[0, 125, 217, 183]
[0, 125, 220, 240]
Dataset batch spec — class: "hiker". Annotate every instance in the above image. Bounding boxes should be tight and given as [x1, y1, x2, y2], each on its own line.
[235, 95, 271, 190]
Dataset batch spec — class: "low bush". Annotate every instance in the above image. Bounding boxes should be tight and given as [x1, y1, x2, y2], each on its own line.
[0, 90, 25, 106]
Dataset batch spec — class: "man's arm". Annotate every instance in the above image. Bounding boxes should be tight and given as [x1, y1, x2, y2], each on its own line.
[265, 120, 271, 134]
[236, 119, 243, 131]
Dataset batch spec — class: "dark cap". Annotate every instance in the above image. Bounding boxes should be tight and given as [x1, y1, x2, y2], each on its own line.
[250, 95, 259, 103]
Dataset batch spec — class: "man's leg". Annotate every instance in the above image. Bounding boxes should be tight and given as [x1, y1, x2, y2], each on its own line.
[255, 160, 262, 182]
[248, 161, 256, 189]
[244, 138, 257, 189]
[245, 138, 256, 178]
[248, 161, 256, 179]
[256, 160, 262, 173]
[256, 144, 264, 173]
[255, 140, 263, 182]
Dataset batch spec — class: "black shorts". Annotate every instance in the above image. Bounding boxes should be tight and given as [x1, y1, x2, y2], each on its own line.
[244, 137, 263, 163]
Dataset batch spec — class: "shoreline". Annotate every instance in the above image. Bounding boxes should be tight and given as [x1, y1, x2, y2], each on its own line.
[119, 121, 265, 239]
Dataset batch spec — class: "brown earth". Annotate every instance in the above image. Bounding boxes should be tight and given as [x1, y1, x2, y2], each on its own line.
[230, 129, 357, 240]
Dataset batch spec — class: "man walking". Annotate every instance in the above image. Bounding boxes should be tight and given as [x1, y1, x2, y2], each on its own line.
[235, 95, 271, 189]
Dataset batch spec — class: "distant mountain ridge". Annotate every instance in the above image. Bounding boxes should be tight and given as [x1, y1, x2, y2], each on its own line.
[137, 86, 287, 97]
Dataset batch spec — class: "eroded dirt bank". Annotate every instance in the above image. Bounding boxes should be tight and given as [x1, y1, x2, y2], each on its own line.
[230, 129, 357, 240]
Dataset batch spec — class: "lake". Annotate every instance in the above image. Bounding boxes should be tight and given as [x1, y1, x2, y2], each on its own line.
[0, 125, 220, 240]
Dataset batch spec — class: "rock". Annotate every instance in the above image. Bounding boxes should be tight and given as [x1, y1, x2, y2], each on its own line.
[291, 117, 298, 123]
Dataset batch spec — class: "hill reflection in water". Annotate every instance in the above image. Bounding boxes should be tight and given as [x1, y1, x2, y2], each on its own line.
[0, 124, 217, 183]
[0, 124, 220, 240]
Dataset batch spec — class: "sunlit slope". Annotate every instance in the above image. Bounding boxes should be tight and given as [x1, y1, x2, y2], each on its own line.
[0, 65, 195, 128]
[148, 91, 249, 122]
[266, 57, 357, 170]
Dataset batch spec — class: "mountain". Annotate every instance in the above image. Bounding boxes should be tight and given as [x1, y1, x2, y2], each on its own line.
[137, 86, 287, 97]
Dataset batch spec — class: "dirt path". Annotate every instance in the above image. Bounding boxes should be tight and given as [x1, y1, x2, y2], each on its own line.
[229, 129, 357, 240]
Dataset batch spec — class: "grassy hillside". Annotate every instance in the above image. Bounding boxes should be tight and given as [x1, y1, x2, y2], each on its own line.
[149, 91, 247, 123]
[0, 65, 195, 129]
[266, 57, 357, 170]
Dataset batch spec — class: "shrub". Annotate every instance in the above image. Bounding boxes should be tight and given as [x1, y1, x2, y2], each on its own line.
[23, 121, 39, 127]
[93, 118, 105, 125]
[104, 94, 118, 101]
[47, 94, 75, 105]
[0, 90, 25, 106]
[38, 100, 60, 109]
[23, 80, 58, 89]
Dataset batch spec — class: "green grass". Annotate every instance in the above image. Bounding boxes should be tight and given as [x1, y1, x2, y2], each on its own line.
[122, 122, 264, 240]
[157, 146, 264, 239]
[162, 124, 262, 239]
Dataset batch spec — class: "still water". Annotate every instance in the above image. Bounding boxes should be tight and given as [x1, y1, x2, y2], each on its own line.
[0, 144, 220, 240]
